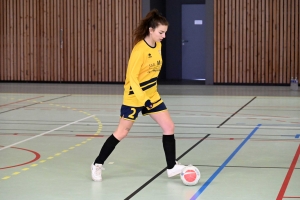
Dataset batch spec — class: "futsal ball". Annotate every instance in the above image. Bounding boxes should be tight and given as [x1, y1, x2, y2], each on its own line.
[180, 165, 201, 186]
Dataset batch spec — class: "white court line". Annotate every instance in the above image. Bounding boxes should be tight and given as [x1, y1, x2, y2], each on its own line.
[76, 122, 300, 129]
[0, 115, 95, 151]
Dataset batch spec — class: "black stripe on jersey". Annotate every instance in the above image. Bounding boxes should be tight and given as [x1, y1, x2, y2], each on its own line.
[129, 77, 158, 95]
[129, 82, 157, 95]
[140, 77, 158, 87]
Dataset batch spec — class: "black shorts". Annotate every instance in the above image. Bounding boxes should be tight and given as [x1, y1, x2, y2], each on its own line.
[120, 102, 167, 121]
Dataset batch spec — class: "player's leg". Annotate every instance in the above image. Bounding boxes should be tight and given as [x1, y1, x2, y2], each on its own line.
[91, 105, 139, 181]
[149, 108, 174, 135]
[94, 118, 134, 165]
[91, 118, 134, 181]
[145, 103, 186, 177]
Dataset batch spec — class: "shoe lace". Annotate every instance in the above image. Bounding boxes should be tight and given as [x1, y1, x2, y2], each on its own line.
[94, 164, 105, 175]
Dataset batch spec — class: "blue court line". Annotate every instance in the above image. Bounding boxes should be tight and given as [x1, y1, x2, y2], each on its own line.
[190, 124, 261, 200]
[295, 134, 300, 139]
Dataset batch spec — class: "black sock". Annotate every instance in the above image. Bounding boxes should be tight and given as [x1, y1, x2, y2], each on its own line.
[163, 134, 176, 169]
[94, 134, 120, 165]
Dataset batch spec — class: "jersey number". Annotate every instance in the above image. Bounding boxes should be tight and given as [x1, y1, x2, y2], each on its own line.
[128, 108, 136, 119]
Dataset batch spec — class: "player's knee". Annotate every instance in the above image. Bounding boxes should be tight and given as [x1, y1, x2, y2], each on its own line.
[114, 128, 130, 140]
[163, 121, 175, 134]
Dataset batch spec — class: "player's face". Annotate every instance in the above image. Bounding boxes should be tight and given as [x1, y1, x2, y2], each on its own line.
[149, 24, 168, 42]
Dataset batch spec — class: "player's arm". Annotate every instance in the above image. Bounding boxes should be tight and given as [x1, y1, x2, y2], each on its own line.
[128, 50, 153, 109]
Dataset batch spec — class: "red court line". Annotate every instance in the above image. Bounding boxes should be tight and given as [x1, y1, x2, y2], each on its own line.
[0, 146, 40, 169]
[276, 144, 300, 200]
[0, 96, 44, 107]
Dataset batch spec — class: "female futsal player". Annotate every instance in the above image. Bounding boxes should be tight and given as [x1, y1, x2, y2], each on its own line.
[91, 9, 186, 181]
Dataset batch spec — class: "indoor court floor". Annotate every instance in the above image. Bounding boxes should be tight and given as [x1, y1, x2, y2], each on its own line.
[0, 82, 299, 200]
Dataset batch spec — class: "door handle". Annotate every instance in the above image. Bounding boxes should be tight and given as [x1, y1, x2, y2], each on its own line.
[182, 39, 188, 45]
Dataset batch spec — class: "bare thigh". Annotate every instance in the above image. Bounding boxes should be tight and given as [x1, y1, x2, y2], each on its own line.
[150, 110, 174, 135]
[113, 118, 134, 140]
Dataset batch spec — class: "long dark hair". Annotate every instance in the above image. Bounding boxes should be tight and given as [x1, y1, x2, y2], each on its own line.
[133, 9, 169, 45]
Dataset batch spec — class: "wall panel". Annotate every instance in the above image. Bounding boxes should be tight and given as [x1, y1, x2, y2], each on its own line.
[214, 0, 300, 84]
[0, 0, 142, 82]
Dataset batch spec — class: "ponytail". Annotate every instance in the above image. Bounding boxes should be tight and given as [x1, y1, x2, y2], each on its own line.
[133, 9, 169, 45]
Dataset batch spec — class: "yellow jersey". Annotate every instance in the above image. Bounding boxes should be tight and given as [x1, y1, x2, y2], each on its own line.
[123, 40, 163, 107]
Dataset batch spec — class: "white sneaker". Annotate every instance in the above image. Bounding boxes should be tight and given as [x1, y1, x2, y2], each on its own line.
[167, 161, 186, 177]
[91, 163, 105, 181]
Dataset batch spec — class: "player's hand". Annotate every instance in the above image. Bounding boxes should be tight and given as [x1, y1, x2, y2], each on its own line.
[144, 100, 153, 109]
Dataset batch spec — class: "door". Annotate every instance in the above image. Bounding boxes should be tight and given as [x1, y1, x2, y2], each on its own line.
[182, 4, 206, 80]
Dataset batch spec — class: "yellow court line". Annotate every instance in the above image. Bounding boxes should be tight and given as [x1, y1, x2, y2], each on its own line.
[0, 99, 103, 181]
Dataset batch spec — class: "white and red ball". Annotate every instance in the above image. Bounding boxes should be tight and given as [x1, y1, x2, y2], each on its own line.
[180, 165, 201, 186]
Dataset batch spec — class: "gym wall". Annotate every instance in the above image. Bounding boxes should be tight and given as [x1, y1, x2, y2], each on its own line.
[0, 0, 141, 82]
[214, 0, 300, 84]
[1, 0, 299, 84]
